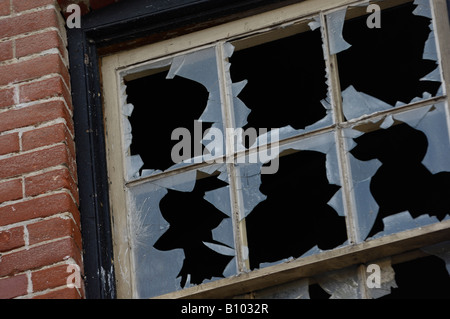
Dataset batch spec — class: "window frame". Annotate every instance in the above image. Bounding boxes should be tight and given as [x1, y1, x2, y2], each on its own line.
[69, 0, 302, 299]
[70, 0, 450, 299]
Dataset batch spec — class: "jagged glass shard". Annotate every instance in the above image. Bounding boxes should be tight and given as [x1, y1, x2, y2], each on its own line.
[308, 16, 321, 31]
[328, 188, 345, 217]
[122, 103, 134, 117]
[413, 0, 432, 18]
[150, 169, 197, 192]
[421, 66, 441, 82]
[371, 211, 440, 238]
[232, 80, 251, 128]
[198, 89, 222, 123]
[203, 241, 235, 256]
[126, 155, 144, 180]
[204, 186, 232, 217]
[326, 7, 352, 55]
[342, 85, 393, 120]
[315, 266, 362, 299]
[211, 218, 235, 250]
[128, 183, 185, 298]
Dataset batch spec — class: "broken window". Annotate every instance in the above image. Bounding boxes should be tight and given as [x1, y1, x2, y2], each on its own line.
[380, 254, 450, 299]
[338, 1, 442, 113]
[252, 244, 450, 299]
[346, 103, 450, 241]
[129, 169, 236, 297]
[101, 0, 450, 298]
[245, 136, 348, 270]
[125, 67, 210, 172]
[229, 26, 331, 147]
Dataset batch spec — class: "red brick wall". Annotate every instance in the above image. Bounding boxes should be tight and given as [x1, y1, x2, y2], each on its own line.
[0, 0, 84, 299]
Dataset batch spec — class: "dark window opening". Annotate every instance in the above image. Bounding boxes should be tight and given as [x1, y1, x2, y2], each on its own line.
[155, 172, 233, 287]
[246, 150, 348, 270]
[229, 29, 328, 147]
[338, 2, 441, 109]
[380, 255, 450, 299]
[125, 70, 210, 172]
[350, 122, 450, 238]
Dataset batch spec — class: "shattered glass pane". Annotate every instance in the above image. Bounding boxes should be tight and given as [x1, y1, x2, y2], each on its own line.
[123, 45, 229, 178]
[229, 21, 333, 148]
[366, 259, 398, 299]
[314, 265, 363, 299]
[125, 66, 210, 175]
[326, 7, 352, 55]
[243, 132, 348, 270]
[311, 259, 397, 299]
[128, 168, 236, 298]
[337, 1, 442, 120]
[347, 103, 450, 241]
[379, 255, 450, 298]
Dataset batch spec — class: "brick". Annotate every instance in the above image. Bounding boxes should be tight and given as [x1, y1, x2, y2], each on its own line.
[0, 237, 81, 277]
[0, 100, 73, 134]
[19, 76, 71, 108]
[12, 0, 55, 13]
[0, 9, 58, 39]
[27, 216, 82, 249]
[0, 132, 20, 155]
[0, 40, 13, 62]
[0, 0, 10, 17]
[0, 191, 79, 227]
[0, 226, 24, 252]
[31, 264, 70, 293]
[25, 167, 78, 204]
[0, 274, 28, 299]
[0, 143, 76, 180]
[33, 286, 82, 299]
[0, 178, 22, 203]
[0, 87, 15, 109]
[16, 30, 66, 59]
[22, 123, 75, 157]
[0, 53, 70, 88]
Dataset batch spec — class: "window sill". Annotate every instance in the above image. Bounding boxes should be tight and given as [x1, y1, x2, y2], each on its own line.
[154, 219, 450, 299]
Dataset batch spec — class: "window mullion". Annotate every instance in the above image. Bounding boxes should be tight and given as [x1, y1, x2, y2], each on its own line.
[319, 11, 359, 245]
[430, 0, 450, 134]
[216, 42, 251, 273]
[320, 10, 373, 297]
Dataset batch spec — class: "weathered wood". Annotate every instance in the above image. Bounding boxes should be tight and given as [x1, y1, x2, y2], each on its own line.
[156, 219, 450, 298]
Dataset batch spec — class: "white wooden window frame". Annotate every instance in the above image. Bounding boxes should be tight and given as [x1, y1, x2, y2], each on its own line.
[101, 0, 450, 298]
